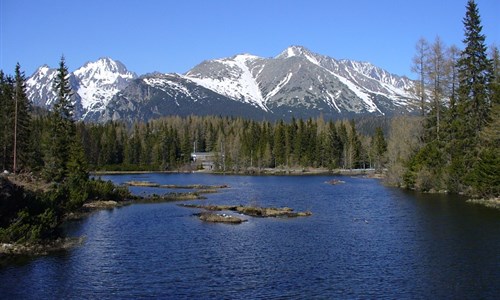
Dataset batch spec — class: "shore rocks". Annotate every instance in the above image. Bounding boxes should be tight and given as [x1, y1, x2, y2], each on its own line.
[180, 204, 312, 219]
[124, 181, 229, 190]
[0, 237, 85, 257]
[326, 179, 345, 185]
[467, 197, 500, 210]
[83, 200, 119, 209]
[197, 212, 246, 224]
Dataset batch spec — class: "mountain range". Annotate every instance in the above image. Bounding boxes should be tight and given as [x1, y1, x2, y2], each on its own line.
[26, 46, 419, 122]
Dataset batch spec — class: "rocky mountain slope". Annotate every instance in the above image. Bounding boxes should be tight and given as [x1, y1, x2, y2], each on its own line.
[26, 46, 418, 122]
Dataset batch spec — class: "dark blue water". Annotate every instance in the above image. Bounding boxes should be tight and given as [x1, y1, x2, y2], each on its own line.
[1, 174, 499, 299]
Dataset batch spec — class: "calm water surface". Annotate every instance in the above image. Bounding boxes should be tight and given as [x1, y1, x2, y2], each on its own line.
[1, 174, 499, 299]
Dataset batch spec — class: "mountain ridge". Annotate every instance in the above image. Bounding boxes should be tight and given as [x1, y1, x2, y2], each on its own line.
[25, 46, 419, 122]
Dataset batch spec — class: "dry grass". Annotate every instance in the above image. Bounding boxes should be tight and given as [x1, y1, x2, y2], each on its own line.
[181, 204, 312, 218]
[467, 197, 500, 210]
[198, 212, 244, 224]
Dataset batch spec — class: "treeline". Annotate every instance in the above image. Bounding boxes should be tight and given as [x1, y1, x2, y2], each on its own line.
[386, 0, 499, 198]
[74, 116, 387, 172]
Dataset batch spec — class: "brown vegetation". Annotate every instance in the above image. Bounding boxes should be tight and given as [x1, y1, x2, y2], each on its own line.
[197, 212, 245, 224]
[124, 181, 229, 190]
[180, 204, 312, 218]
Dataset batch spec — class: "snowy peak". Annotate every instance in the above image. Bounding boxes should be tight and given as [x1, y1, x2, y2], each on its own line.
[276, 45, 310, 59]
[275, 46, 321, 66]
[26, 57, 137, 119]
[74, 57, 135, 82]
[73, 57, 137, 113]
[26, 65, 59, 107]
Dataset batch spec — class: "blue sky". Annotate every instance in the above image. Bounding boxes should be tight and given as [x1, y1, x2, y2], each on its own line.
[1, 0, 498, 79]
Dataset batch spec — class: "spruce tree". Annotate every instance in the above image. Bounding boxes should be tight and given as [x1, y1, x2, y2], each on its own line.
[44, 56, 75, 182]
[0, 72, 14, 171]
[456, 0, 492, 135]
[347, 120, 361, 169]
[468, 46, 500, 197]
[13, 63, 31, 173]
[371, 127, 387, 172]
[66, 131, 89, 209]
[449, 0, 493, 191]
[273, 120, 286, 167]
[0, 71, 7, 170]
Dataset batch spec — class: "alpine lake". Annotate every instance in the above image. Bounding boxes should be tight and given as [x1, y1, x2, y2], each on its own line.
[1, 173, 499, 299]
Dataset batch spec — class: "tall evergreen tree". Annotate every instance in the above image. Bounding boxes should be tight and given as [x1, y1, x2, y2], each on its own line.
[273, 120, 286, 167]
[346, 120, 361, 169]
[468, 46, 500, 197]
[12, 63, 31, 173]
[456, 0, 492, 135]
[449, 0, 493, 191]
[0, 72, 14, 172]
[327, 121, 342, 169]
[44, 56, 75, 182]
[371, 127, 387, 172]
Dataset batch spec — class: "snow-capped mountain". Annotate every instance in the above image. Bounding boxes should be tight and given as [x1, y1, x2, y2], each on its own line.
[26, 57, 137, 119]
[26, 46, 419, 122]
[183, 46, 417, 118]
[73, 58, 136, 117]
[97, 73, 267, 123]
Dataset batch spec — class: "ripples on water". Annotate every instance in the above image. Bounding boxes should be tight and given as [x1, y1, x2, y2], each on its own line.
[1, 174, 499, 299]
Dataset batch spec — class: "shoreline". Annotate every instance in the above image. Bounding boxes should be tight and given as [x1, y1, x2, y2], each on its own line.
[92, 168, 381, 177]
[0, 180, 229, 258]
[466, 197, 500, 210]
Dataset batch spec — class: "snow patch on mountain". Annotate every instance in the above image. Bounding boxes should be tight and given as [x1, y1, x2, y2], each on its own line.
[325, 90, 342, 112]
[26, 65, 58, 106]
[264, 72, 293, 101]
[325, 67, 382, 114]
[186, 54, 269, 111]
[143, 75, 192, 99]
[73, 58, 136, 113]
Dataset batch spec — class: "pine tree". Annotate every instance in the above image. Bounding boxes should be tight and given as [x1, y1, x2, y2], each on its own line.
[337, 122, 348, 169]
[12, 63, 32, 173]
[490, 45, 500, 106]
[346, 120, 361, 169]
[449, 0, 493, 191]
[327, 121, 342, 169]
[371, 127, 387, 172]
[44, 56, 75, 182]
[273, 120, 286, 167]
[468, 46, 500, 197]
[66, 131, 89, 209]
[456, 0, 492, 136]
[0, 73, 15, 172]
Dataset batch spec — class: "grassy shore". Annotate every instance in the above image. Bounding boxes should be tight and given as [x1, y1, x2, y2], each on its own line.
[467, 197, 500, 210]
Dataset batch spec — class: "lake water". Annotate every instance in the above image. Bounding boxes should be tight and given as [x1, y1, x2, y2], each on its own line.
[1, 173, 499, 299]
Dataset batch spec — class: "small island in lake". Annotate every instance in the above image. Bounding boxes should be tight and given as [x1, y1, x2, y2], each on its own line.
[196, 212, 246, 224]
[180, 204, 312, 219]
